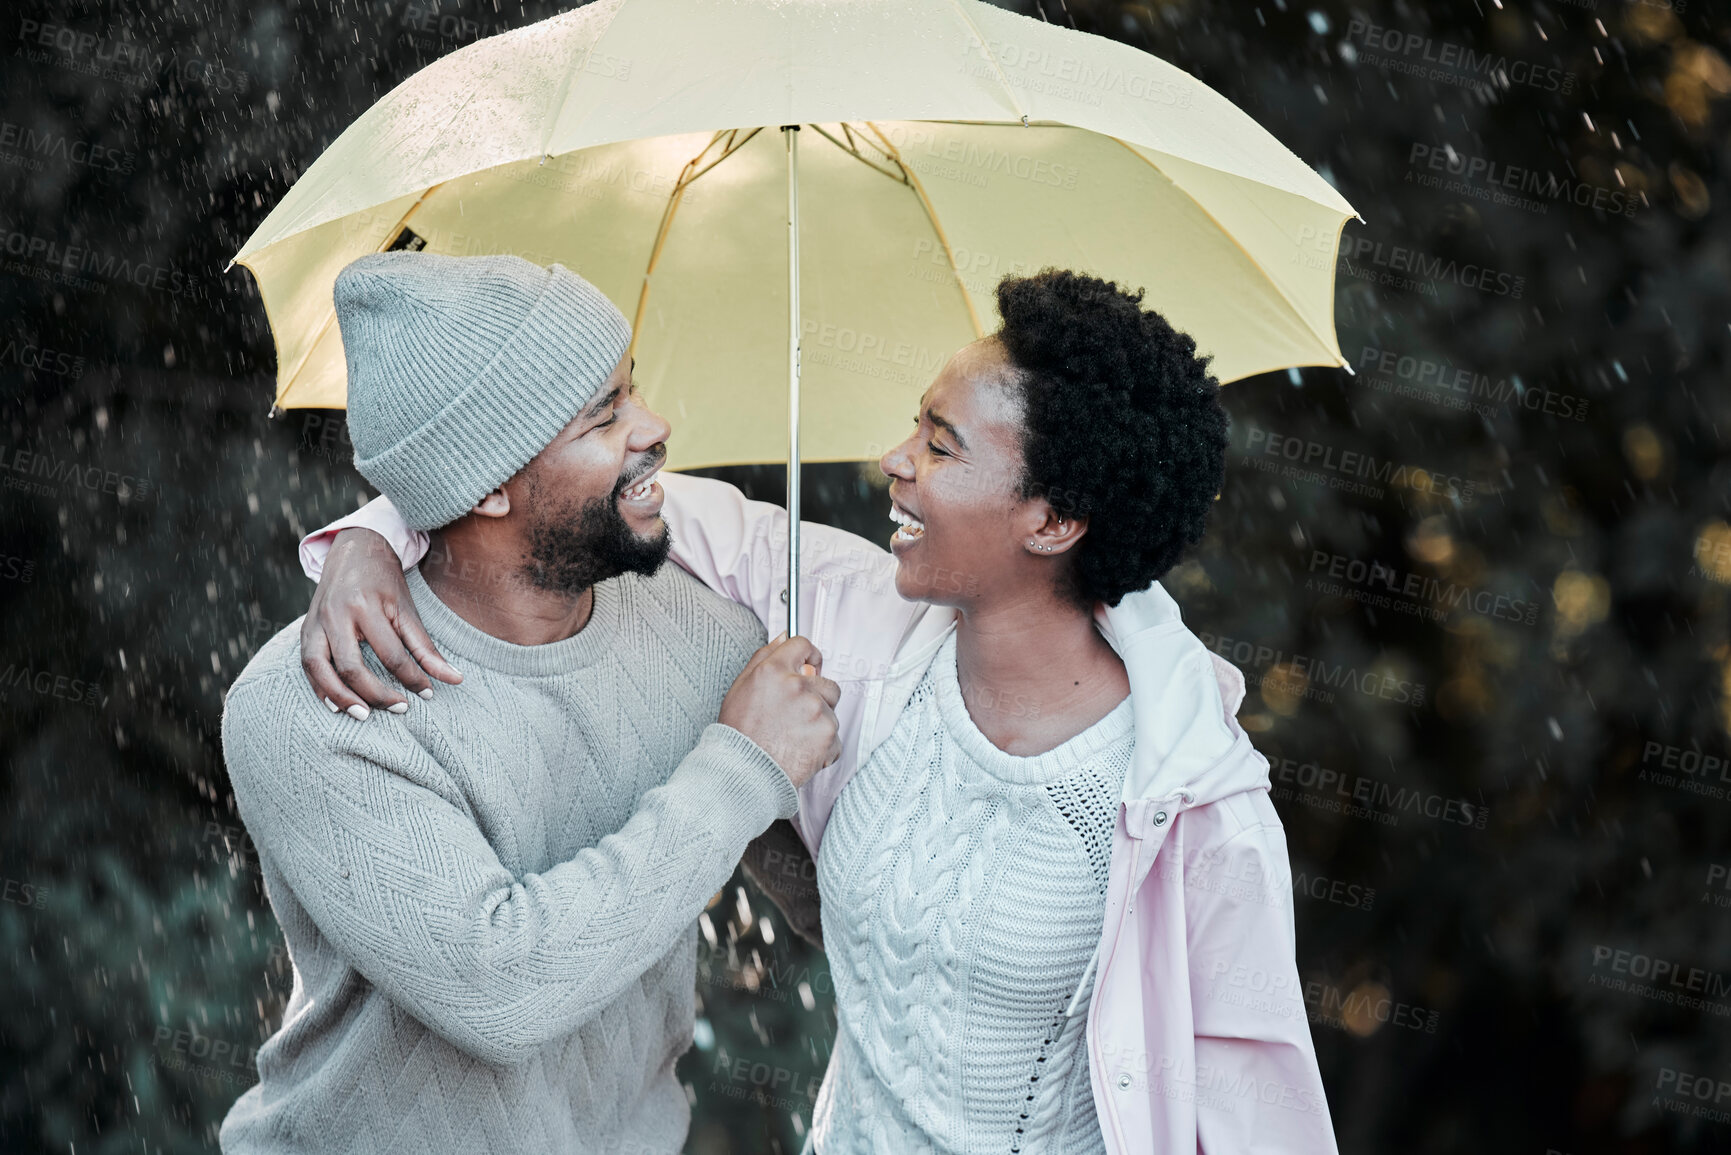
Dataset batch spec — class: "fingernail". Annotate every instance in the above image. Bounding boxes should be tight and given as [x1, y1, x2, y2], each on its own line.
[387, 702, 408, 714]
[325, 697, 339, 713]
[346, 703, 370, 721]
[418, 688, 434, 700]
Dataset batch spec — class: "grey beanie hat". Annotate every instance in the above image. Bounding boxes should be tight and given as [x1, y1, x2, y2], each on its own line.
[333, 251, 633, 531]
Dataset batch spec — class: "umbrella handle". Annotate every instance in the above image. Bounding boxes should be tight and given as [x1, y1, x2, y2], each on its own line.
[784, 124, 801, 640]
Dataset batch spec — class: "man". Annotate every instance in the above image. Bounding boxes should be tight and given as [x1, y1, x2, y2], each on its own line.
[220, 251, 840, 1153]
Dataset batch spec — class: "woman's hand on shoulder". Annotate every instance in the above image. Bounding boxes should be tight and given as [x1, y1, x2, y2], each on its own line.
[299, 527, 461, 717]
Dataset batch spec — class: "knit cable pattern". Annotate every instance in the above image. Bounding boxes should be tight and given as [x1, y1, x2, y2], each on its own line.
[218, 564, 794, 1154]
[815, 636, 1133, 1155]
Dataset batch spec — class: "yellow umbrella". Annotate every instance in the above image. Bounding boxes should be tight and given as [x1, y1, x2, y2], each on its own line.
[233, 0, 1360, 631]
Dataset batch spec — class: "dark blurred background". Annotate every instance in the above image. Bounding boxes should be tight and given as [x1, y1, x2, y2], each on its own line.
[2, 0, 1728, 1151]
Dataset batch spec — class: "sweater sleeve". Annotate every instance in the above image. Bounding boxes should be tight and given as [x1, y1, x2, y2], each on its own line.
[224, 672, 797, 1067]
[298, 494, 426, 581]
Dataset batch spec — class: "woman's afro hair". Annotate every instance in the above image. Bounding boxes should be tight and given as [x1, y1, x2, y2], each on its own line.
[994, 269, 1229, 607]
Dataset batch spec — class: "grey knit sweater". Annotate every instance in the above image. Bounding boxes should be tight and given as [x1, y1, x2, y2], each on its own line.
[219, 563, 796, 1153]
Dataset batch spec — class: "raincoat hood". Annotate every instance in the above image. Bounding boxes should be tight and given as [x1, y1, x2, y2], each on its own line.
[1092, 581, 1270, 810]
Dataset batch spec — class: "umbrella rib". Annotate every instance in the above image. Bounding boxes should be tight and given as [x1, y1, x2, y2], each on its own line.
[684, 127, 762, 184]
[280, 309, 340, 409]
[862, 122, 985, 340]
[945, 0, 1029, 125]
[1108, 137, 1350, 371]
[275, 181, 446, 407]
[807, 123, 906, 184]
[630, 128, 762, 357]
[539, 0, 633, 158]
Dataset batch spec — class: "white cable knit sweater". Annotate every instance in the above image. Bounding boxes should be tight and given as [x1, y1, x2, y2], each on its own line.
[813, 634, 1133, 1155]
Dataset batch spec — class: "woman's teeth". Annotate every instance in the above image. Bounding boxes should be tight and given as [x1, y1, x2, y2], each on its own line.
[622, 472, 660, 501]
[889, 502, 924, 542]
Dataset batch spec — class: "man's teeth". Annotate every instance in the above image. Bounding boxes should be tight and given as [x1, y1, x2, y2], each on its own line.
[623, 471, 660, 501]
[889, 503, 924, 538]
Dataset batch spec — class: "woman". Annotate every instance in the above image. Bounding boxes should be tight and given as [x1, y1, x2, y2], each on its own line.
[296, 271, 1336, 1154]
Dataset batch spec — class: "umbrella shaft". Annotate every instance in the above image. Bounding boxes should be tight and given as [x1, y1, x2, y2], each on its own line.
[784, 125, 801, 639]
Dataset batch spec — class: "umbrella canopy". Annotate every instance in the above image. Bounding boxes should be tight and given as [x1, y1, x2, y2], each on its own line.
[234, 0, 1358, 471]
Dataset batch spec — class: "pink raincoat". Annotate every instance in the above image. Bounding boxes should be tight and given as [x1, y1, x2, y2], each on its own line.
[301, 471, 1338, 1154]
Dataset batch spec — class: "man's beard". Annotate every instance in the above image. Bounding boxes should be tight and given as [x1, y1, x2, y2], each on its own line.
[524, 481, 671, 597]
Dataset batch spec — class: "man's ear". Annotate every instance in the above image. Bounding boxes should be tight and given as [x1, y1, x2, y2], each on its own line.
[471, 487, 511, 518]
